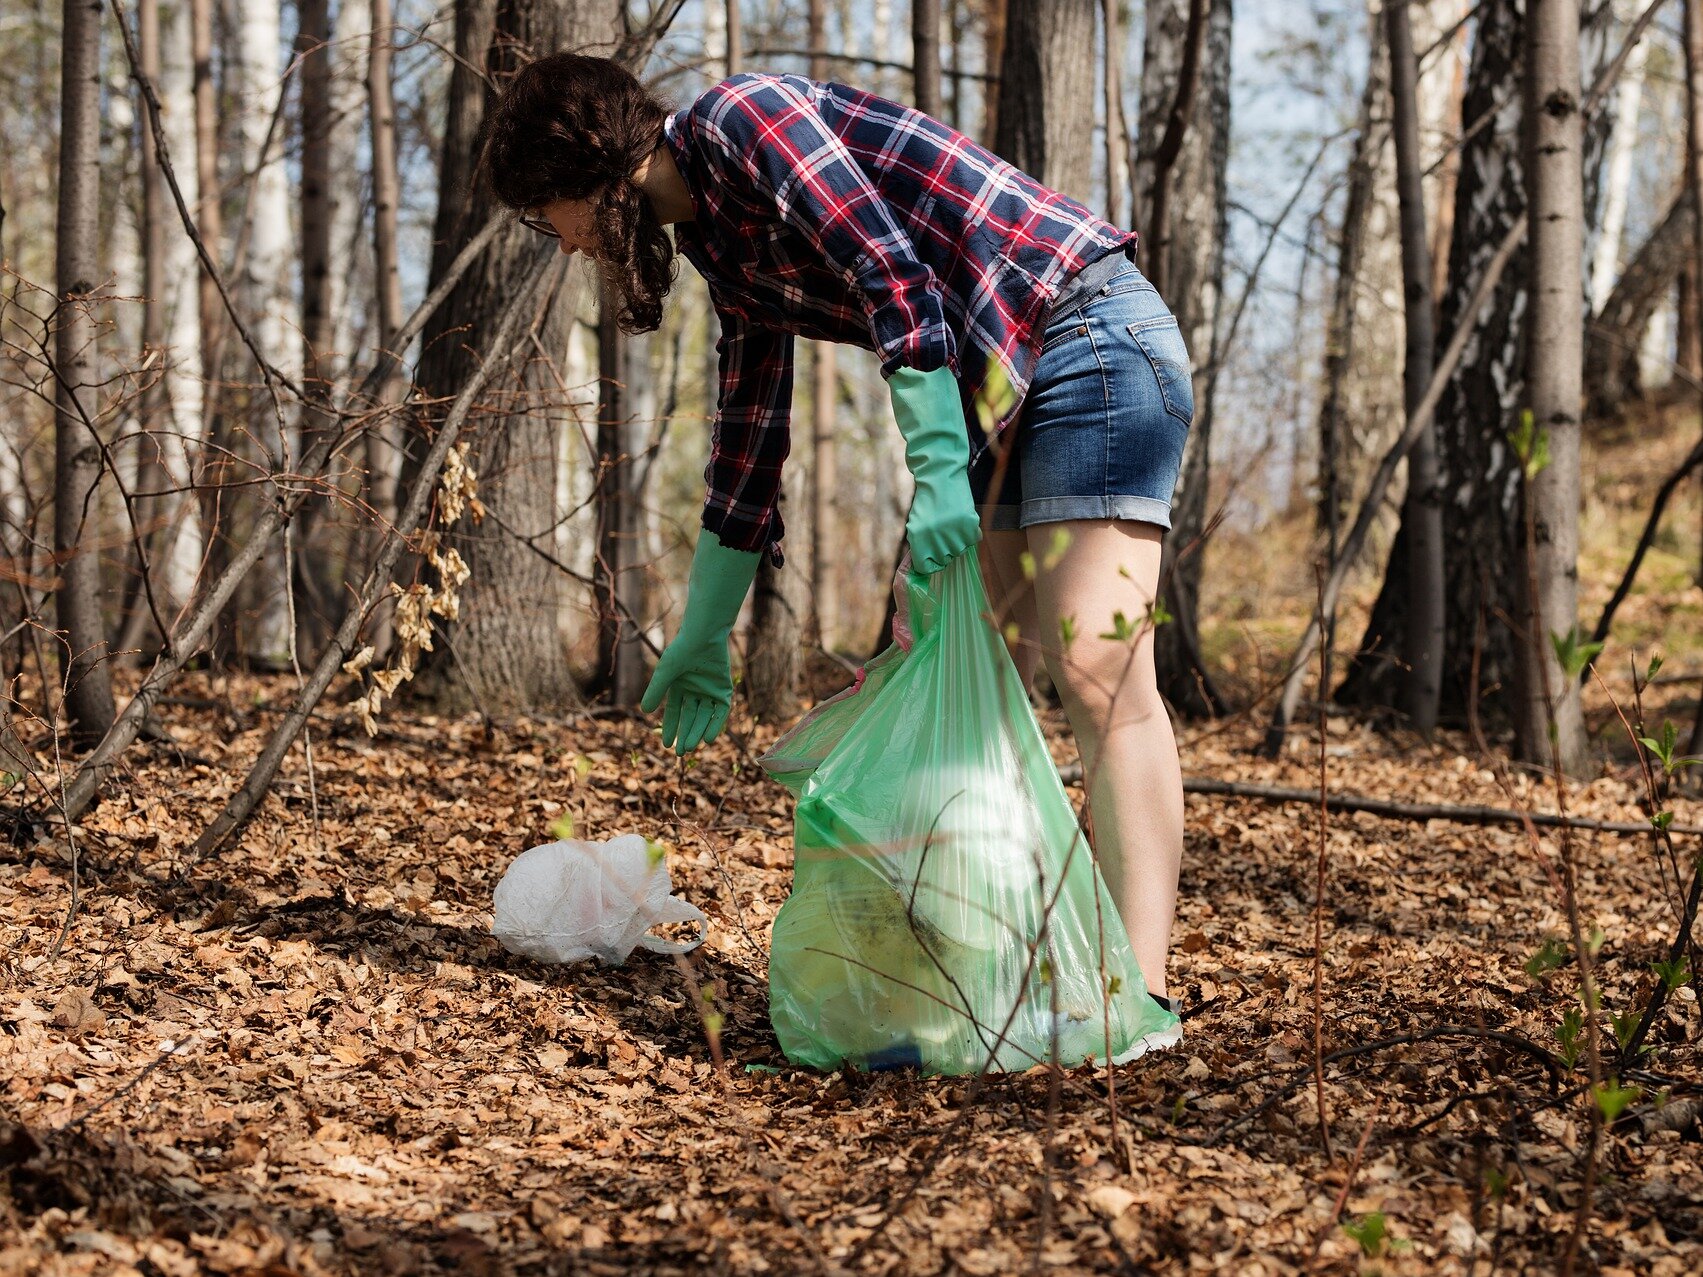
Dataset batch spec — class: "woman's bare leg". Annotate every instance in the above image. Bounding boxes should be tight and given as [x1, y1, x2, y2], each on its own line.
[1027, 519, 1182, 997]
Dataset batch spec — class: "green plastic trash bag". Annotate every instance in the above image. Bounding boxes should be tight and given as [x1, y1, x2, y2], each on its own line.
[758, 553, 1178, 1075]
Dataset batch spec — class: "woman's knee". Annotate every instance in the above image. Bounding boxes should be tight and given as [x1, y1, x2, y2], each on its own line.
[1048, 634, 1165, 729]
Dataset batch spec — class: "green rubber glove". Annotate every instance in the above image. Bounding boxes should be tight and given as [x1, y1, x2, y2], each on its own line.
[889, 365, 982, 574]
[641, 530, 762, 754]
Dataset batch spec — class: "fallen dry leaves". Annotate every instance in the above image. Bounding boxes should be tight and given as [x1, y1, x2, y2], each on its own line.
[1, 661, 1699, 1275]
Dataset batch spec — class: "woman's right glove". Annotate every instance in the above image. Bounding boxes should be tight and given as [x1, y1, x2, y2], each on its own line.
[640, 530, 762, 754]
[889, 366, 982, 574]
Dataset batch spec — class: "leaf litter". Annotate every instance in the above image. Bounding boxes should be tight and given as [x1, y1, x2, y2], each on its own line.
[0, 665, 1699, 1275]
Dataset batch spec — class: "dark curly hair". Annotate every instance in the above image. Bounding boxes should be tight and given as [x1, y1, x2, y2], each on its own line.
[476, 54, 679, 333]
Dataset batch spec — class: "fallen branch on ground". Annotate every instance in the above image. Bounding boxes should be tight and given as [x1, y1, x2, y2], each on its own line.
[1053, 767, 1703, 837]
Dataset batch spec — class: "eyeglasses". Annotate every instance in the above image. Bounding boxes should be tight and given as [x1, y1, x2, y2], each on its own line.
[519, 212, 560, 239]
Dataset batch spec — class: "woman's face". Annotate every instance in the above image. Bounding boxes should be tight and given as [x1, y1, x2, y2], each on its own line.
[531, 196, 601, 258]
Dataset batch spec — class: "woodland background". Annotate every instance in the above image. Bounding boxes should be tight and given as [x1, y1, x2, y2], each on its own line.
[2, 0, 1702, 1273]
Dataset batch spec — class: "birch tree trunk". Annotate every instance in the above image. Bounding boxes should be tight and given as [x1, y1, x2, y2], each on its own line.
[56, 0, 118, 745]
[1515, 0, 1588, 773]
[114, 0, 200, 663]
[328, 0, 371, 384]
[808, 0, 838, 651]
[192, 0, 220, 432]
[992, 0, 1097, 202]
[158, 0, 205, 614]
[368, 0, 403, 544]
[1682, 0, 1703, 588]
[233, 0, 299, 668]
[1134, 0, 1232, 718]
[1387, 0, 1443, 736]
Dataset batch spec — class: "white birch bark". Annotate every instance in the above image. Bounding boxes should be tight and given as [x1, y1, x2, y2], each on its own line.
[108, 87, 144, 486]
[327, 0, 372, 387]
[1590, 0, 1649, 313]
[234, 0, 300, 665]
[157, 0, 205, 612]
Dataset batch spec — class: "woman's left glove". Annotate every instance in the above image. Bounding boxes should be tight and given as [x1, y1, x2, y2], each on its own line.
[641, 530, 763, 754]
[889, 366, 982, 574]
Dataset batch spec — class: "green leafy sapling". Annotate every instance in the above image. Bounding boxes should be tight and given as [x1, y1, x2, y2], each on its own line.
[1342, 1212, 1389, 1258]
[1594, 1078, 1641, 1124]
[1652, 956, 1691, 994]
[1525, 936, 1569, 979]
[1638, 720, 1697, 777]
[1551, 626, 1604, 682]
[1555, 1005, 1585, 1069]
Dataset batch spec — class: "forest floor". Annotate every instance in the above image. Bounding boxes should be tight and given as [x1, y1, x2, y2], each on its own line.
[4, 406, 1703, 1275]
[2, 646, 1701, 1275]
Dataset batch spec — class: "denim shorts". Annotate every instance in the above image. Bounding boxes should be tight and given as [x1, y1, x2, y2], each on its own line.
[969, 257, 1195, 530]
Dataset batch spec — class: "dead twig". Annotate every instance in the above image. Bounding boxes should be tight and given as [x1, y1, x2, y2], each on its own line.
[1055, 771, 1703, 838]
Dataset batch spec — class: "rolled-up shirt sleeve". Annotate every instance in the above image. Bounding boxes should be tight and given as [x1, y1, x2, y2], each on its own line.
[702, 301, 794, 562]
[695, 73, 958, 379]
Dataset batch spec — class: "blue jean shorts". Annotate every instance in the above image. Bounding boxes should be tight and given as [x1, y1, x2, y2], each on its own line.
[969, 257, 1195, 530]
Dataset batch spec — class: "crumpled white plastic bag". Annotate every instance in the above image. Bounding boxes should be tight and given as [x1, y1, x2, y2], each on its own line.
[491, 834, 706, 966]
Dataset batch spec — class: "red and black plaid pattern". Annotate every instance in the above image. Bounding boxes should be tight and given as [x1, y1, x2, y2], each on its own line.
[664, 71, 1136, 561]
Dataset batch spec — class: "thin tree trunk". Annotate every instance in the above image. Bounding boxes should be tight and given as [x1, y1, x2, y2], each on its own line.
[947, 0, 964, 129]
[1388, 0, 1443, 736]
[1516, 0, 1588, 773]
[367, 0, 403, 659]
[1680, 261, 1702, 379]
[157, 0, 204, 615]
[747, 469, 810, 724]
[324, 0, 370, 385]
[913, 0, 941, 116]
[1136, 0, 1233, 719]
[595, 286, 648, 706]
[191, 0, 220, 435]
[980, 0, 1003, 140]
[233, 0, 299, 668]
[808, 0, 838, 651]
[1686, 0, 1703, 588]
[119, 0, 169, 669]
[726, 0, 742, 75]
[1315, 5, 1387, 549]
[56, 0, 117, 746]
[1104, 0, 1128, 228]
[298, 0, 333, 392]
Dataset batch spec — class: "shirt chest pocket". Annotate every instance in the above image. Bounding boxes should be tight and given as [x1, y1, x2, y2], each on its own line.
[747, 223, 812, 282]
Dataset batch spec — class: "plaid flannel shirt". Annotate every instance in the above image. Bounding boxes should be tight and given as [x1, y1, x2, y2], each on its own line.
[663, 71, 1137, 563]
